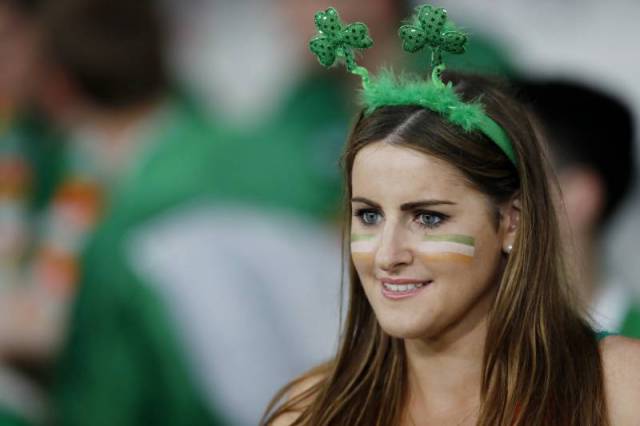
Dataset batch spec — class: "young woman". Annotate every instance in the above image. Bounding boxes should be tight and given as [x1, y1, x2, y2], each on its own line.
[263, 72, 640, 425]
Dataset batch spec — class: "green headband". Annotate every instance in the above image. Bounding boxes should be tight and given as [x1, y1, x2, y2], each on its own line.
[309, 4, 517, 166]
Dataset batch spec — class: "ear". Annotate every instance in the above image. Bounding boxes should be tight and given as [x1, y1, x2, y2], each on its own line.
[499, 196, 521, 254]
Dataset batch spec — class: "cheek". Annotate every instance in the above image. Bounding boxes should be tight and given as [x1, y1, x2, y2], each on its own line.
[417, 234, 502, 292]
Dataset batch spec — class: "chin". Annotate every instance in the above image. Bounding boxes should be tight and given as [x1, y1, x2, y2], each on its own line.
[376, 312, 442, 340]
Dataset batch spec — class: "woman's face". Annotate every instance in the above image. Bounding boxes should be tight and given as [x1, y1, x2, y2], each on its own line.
[350, 141, 515, 340]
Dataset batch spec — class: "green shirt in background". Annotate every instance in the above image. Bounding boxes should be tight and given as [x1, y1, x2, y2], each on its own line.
[621, 304, 640, 338]
[238, 73, 351, 222]
[52, 95, 230, 426]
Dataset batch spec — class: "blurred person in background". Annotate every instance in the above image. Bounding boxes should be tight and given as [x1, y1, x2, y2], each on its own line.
[0, 0, 63, 424]
[518, 79, 639, 337]
[1, 0, 232, 423]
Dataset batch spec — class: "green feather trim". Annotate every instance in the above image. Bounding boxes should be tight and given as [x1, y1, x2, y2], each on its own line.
[359, 69, 517, 166]
[361, 69, 486, 132]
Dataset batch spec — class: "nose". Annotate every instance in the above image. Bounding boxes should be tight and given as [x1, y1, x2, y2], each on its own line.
[375, 221, 413, 272]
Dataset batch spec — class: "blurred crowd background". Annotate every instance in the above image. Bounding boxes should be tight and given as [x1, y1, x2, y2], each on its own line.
[0, 0, 638, 425]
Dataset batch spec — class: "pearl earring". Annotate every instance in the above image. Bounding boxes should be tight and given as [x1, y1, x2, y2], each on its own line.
[505, 244, 513, 254]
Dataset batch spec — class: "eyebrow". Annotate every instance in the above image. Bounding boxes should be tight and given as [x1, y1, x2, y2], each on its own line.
[351, 197, 456, 211]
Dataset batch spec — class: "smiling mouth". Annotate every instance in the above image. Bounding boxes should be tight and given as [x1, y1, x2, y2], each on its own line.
[381, 280, 432, 299]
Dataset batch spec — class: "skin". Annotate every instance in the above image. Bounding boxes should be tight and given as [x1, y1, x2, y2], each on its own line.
[350, 141, 518, 424]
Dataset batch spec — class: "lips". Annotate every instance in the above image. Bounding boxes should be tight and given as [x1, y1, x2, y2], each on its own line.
[379, 278, 432, 300]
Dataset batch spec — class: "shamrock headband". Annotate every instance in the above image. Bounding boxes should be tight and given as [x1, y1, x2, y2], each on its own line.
[309, 4, 517, 166]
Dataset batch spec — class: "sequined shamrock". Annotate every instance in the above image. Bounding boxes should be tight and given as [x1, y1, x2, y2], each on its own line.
[309, 7, 373, 83]
[398, 5, 467, 73]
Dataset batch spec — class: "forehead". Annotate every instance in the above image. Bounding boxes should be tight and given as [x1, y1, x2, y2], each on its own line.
[351, 141, 474, 201]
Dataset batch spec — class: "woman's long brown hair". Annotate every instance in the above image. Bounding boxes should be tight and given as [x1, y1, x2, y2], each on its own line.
[262, 72, 608, 425]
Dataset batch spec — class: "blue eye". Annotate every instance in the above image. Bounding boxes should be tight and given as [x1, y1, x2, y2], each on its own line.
[416, 211, 445, 228]
[355, 209, 382, 226]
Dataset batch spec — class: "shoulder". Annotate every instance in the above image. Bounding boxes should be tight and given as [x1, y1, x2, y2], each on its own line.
[599, 335, 640, 423]
[267, 372, 326, 426]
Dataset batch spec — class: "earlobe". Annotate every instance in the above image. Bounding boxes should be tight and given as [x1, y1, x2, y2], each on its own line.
[501, 197, 521, 254]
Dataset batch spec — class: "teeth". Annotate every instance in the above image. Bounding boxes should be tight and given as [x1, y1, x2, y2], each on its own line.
[383, 283, 425, 292]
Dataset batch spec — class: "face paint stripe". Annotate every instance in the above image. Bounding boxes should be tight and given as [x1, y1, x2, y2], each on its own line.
[423, 234, 475, 246]
[417, 240, 475, 257]
[420, 252, 474, 264]
[351, 252, 374, 261]
[351, 240, 377, 253]
[351, 233, 376, 241]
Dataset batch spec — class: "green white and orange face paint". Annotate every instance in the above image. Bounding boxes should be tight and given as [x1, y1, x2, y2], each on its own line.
[350, 232, 476, 265]
[417, 234, 475, 264]
[350, 233, 378, 261]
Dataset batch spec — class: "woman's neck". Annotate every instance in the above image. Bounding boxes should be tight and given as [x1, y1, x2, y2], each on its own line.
[403, 312, 489, 424]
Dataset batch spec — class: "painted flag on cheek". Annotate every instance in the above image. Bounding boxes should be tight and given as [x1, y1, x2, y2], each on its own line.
[351, 233, 377, 259]
[417, 234, 475, 264]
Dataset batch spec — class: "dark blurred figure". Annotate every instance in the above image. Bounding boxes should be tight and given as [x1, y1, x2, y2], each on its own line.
[518, 79, 640, 337]
[1, 0, 230, 424]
